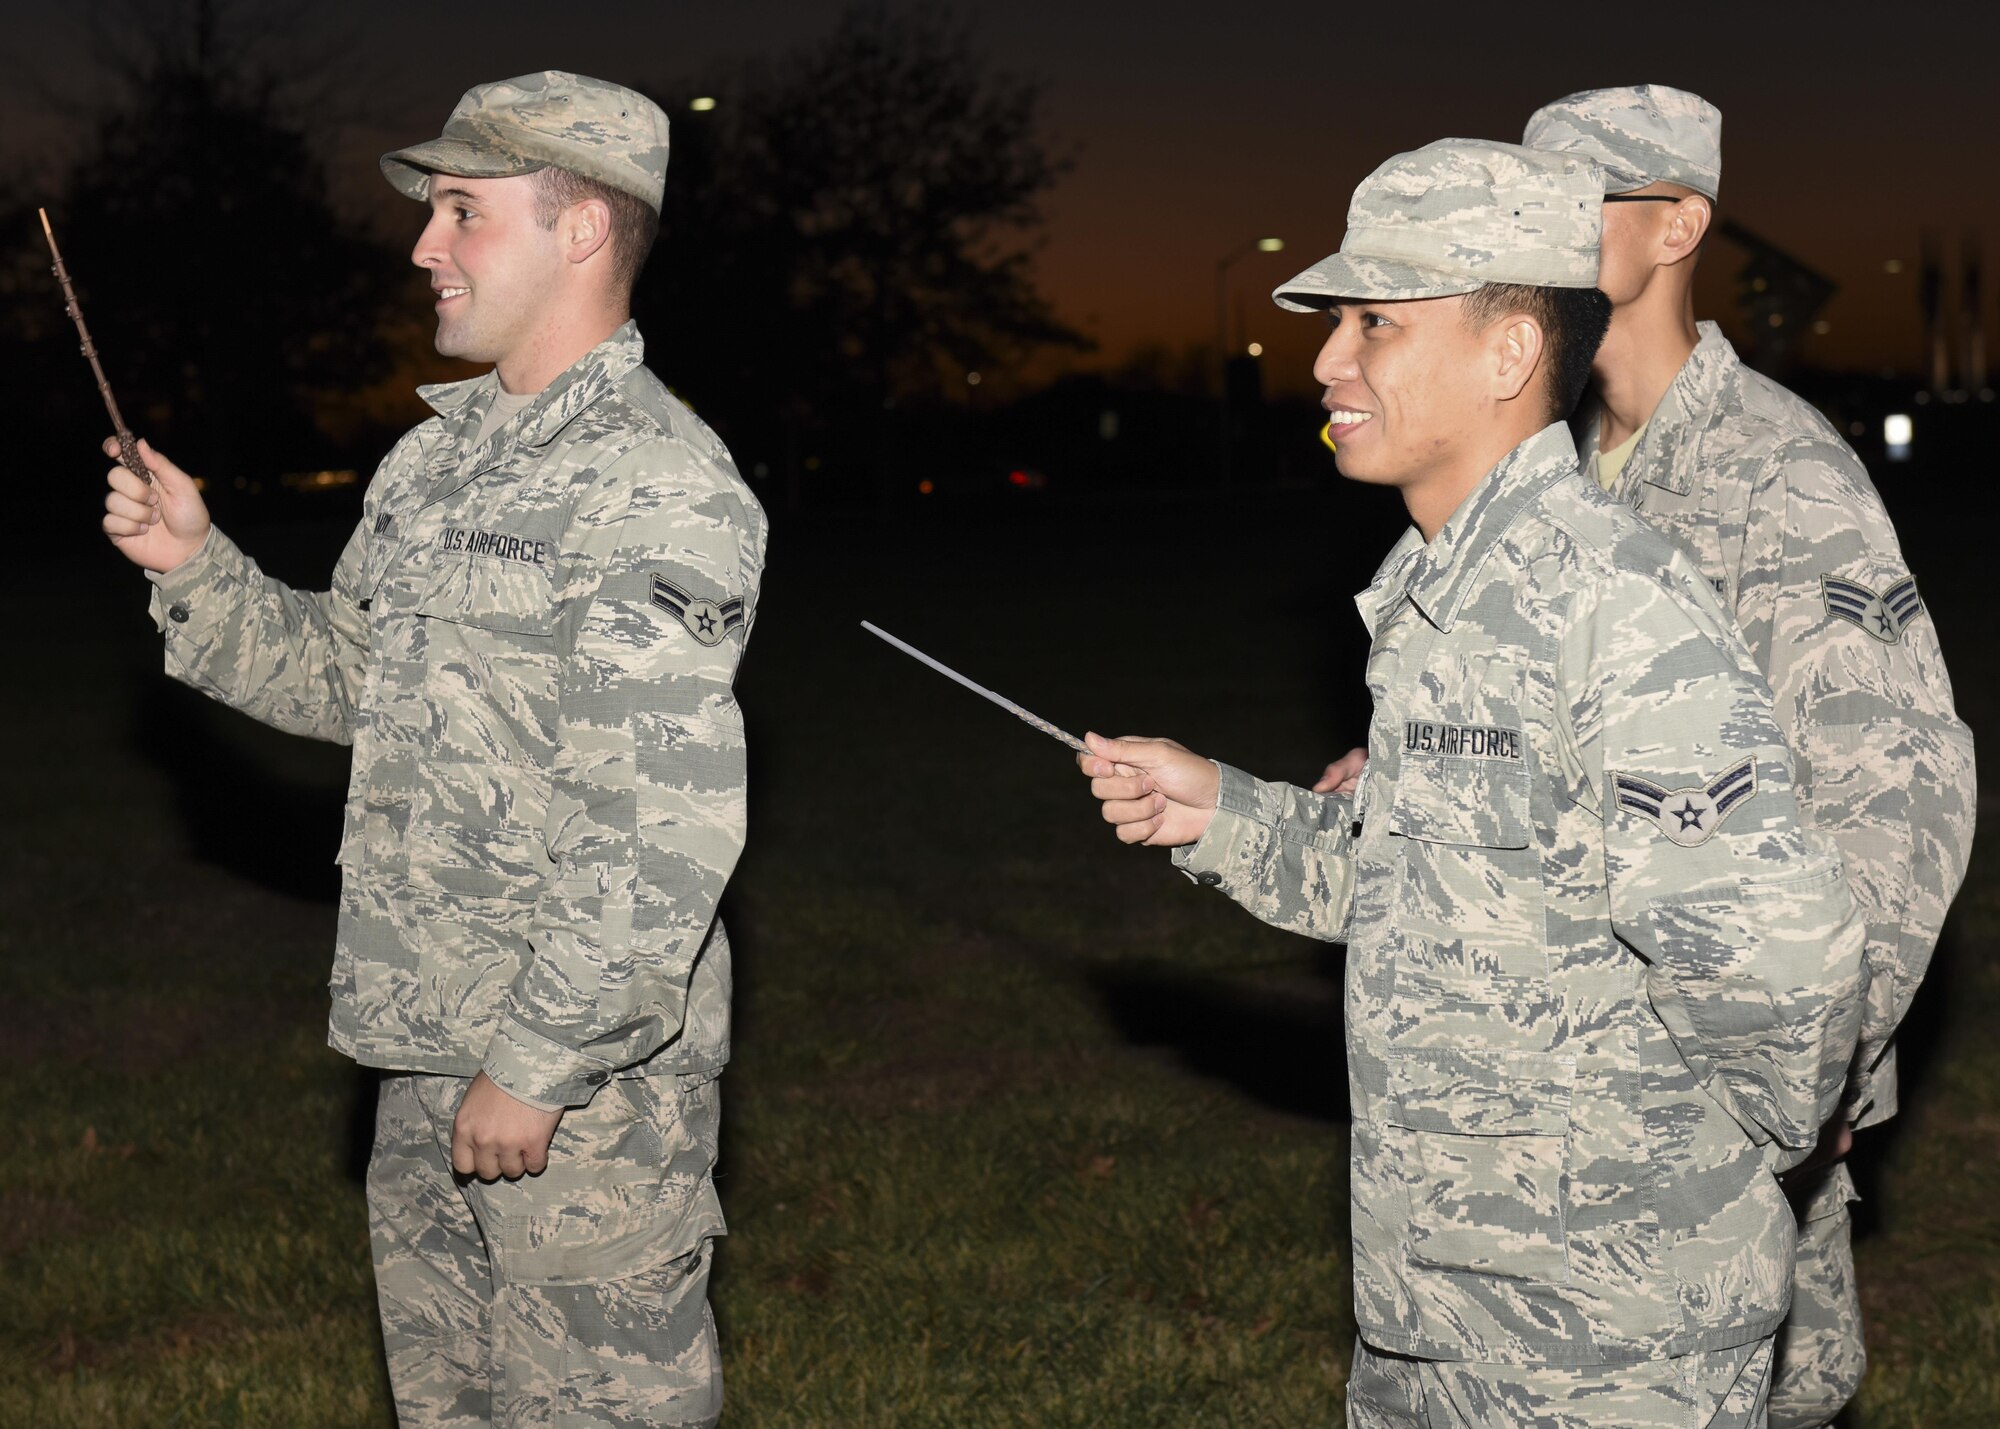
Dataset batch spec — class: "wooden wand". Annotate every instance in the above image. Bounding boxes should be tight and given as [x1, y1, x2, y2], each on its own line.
[38, 208, 153, 485]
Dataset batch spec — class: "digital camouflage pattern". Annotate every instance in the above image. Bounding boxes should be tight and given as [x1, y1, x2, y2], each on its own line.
[1524, 83, 1723, 198]
[149, 321, 765, 1110]
[1272, 140, 1603, 312]
[1346, 1332, 1773, 1428]
[382, 71, 672, 212]
[371, 1070, 726, 1427]
[1580, 323, 1974, 1134]
[1175, 424, 1864, 1364]
[1576, 322, 1974, 1424]
[1768, 1164, 1866, 1429]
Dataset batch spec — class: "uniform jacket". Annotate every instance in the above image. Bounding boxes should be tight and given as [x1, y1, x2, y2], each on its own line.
[150, 323, 767, 1107]
[1177, 425, 1863, 1364]
[1583, 323, 1975, 1129]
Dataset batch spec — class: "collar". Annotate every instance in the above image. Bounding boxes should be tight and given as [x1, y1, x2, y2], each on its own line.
[415, 320, 647, 452]
[1609, 320, 1739, 503]
[1354, 423, 1578, 637]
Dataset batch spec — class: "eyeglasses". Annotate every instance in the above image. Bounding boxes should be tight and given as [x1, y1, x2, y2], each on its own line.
[1603, 195, 1683, 204]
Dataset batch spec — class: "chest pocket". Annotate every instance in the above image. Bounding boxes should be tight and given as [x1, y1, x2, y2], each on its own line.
[1388, 659, 1548, 989]
[413, 548, 557, 637]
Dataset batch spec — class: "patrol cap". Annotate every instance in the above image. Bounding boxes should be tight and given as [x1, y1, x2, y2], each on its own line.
[1523, 85, 1721, 199]
[381, 71, 670, 213]
[1272, 139, 1603, 312]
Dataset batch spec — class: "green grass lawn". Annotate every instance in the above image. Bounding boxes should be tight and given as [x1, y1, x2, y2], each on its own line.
[3, 489, 1992, 1426]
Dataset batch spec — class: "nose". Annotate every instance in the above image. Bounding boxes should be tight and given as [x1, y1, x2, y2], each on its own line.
[411, 208, 447, 269]
[1313, 321, 1359, 388]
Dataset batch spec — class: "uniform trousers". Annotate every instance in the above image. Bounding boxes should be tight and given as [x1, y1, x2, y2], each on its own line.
[368, 1069, 726, 1428]
[1768, 1163, 1866, 1429]
[1344, 1335, 1774, 1429]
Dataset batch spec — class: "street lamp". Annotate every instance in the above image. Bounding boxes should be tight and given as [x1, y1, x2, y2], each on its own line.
[1216, 238, 1284, 486]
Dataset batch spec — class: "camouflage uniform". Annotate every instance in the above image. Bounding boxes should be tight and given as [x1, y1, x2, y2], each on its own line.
[1172, 141, 1865, 1425]
[147, 73, 763, 1427]
[1529, 87, 1978, 1427]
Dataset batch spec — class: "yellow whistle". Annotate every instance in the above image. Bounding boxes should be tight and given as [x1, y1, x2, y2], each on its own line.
[1319, 421, 1338, 454]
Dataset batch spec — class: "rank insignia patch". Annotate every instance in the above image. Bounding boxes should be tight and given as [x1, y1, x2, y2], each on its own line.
[1822, 574, 1923, 644]
[1611, 758, 1757, 848]
[649, 575, 744, 647]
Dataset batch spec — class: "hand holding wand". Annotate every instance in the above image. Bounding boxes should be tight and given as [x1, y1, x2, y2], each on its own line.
[39, 208, 153, 485]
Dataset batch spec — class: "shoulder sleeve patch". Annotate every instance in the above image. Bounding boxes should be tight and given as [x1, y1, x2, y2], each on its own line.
[1610, 757, 1756, 847]
[649, 574, 745, 646]
[1822, 573, 1924, 644]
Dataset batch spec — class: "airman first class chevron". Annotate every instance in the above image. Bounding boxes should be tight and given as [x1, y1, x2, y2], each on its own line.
[1611, 757, 1757, 848]
[649, 575, 744, 647]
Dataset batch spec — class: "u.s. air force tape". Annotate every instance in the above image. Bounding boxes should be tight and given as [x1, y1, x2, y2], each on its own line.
[1403, 721, 1522, 761]
[649, 574, 744, 646]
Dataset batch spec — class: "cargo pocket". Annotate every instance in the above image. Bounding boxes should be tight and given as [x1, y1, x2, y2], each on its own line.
[473, 1074, 727, 1290]
[1389, 754, 1547, 984]
[1386, 1048, 1573, 1282]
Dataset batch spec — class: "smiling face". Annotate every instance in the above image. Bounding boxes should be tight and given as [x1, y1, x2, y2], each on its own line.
[1313, 296, 1496, 490]
[410, 173, 568, 371]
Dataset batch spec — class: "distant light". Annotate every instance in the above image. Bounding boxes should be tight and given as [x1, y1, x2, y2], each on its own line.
[1007, 470, 1031, 487]
[1256, 238, 1285, 253]
[1982, 388, 1997, 403]
[1752, 277, 1769, 292]
[1883, 258, 1904, 274]
[1884, 413, 1913, 461]
[1098, 410, 1120, 440]
[804, 455, 822, 471]
[1914, 390, 1932, 405]
[1768, 313, 1784, 327]
[966, 371, 982, 386]
[1849, 420, 1866, 437]
[918, 479, 935, 495]
[690, 97, 718, 112]
[752, 461, 770, 479]
[1246, 342, 1264, 357]
[1813, 320, 1832, 335]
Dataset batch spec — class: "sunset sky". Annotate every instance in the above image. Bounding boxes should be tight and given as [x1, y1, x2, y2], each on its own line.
[8, 0, 1997, 397]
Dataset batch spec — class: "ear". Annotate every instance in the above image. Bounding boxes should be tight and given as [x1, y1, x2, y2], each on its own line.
[1492, 315, 1543, 406]
[1660, 195, 1712, 268]
[561, 197, 615, 268]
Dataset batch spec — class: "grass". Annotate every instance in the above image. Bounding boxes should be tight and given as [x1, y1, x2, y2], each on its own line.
[2, 485, 1992, 1425]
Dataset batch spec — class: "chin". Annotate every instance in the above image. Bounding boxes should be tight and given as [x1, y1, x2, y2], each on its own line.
[1333, 451, 1397, 488]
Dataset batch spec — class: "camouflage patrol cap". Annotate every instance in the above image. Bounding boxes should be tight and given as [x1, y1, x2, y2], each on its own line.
[1524, 85, 1721, 199]
[1272, 139, 1602, 312]
[381, 71, 670, 213]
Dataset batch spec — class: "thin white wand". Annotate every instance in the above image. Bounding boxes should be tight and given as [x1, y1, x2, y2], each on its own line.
[861, 621, 1087, 753]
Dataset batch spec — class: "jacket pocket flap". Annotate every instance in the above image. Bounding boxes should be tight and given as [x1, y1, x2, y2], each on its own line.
[1390, 757, 1532, 850]
[1387, 1049, 1574, 1135]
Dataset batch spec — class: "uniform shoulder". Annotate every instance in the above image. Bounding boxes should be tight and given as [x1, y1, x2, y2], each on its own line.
[1723, 368, 1878, 494]
[600, 365, 766, 518]
[1523, 470, 1690, 587]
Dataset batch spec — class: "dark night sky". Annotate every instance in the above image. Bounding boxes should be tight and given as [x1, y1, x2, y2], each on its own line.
[9, 0, 1999, 395]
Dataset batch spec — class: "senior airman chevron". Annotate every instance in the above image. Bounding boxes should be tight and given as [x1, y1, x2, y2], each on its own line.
[1821, 573, 1924, 644]
[1611, 757, 1757, 847]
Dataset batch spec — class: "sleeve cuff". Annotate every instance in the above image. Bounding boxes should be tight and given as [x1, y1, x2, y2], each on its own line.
[482, 1016, 619, 1109]
[1171, 762, 1268, 886]
[147, 526, 253, 642]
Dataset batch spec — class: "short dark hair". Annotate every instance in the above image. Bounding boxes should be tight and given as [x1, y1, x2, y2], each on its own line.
[1460, 283, 1612, 422]
[529, 167, 660, 295]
